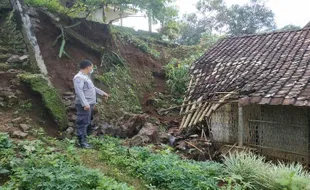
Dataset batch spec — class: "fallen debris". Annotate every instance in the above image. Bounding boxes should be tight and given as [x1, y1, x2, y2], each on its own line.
[11, 131, 28, 139]
[19, 124, 31, 132]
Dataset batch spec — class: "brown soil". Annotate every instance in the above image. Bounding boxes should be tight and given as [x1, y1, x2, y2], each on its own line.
[0, 71, 59, 137]
[34, 11, 101, 93]
[33, 10, 180, 133]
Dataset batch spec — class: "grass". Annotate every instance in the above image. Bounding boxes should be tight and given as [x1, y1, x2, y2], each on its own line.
[222, 152, 310, 190]
[89, 136, 224, 190]
[78, 149, 150, 190]
[0, 133, 134, 190]
[2, 131, 310, 190]
[95, 66, 142, 120]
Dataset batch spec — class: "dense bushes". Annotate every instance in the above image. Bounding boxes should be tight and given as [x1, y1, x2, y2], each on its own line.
[0, 133, 133, 190]
[24, 0, 66, 13]
[2, 133, 310, 190]
[90, 136, 224, 190]
[90, 136, 310, 190]
[165, 58, 190, 98]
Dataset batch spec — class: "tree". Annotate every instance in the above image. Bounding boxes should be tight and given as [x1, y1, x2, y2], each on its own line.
[159, 20, 180, 40]
[135, 0, 176, 32]
[66, 0, 176, 31]
[278, 24, 301, 31]
[178, 0, 276, 44]
[157, 5, 179, 40]
[223, 0, 276, 35]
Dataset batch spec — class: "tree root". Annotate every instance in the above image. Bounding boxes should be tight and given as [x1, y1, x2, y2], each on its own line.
[53, 26, 71, 59]
[44, 10, 124, 68]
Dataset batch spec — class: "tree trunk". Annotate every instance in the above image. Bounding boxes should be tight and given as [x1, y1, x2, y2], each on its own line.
[148, 12, 152, 32]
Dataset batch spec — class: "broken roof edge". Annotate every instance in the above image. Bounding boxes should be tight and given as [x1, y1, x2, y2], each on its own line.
[224, 27, 310, 40]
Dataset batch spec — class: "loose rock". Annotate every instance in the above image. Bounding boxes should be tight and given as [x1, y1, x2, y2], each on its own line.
[11, 131, 28, 139]
[65, 127, 74, 135]
[12, 117, 23, 124]
[68, 122, 74, 128]
[69, 114, 77, 122]
[7, 55, 20, 63]
[19, 124, 31, 132]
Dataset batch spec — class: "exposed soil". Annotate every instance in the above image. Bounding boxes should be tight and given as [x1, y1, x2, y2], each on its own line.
[34, 11, 101, 93]
[0, 71, 59, 137]
[33, 10, 179, 128]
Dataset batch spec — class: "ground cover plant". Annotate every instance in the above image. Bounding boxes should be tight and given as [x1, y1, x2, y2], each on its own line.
[89, 136, 310, 190]
[0, 133, 133, 190]
[2, 132, 310, 190]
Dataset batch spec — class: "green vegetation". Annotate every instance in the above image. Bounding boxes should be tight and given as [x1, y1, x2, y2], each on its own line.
[112, 25, 162, 40]
[0, 11, 26, 54]
[88, 136, 310, 190]
[0, 63, 10, 71]
[2, 131, 310, 190]
[179, 0, 275, 45]
[0, 0, 11, 9]
[222, 152, 310, 190]
[18, 99, 33, 112]
[111, 26, 161, 59]
[90, 136, 223, 190]
[24, 0, 66, 14]
[95, 66, 142, 120]
[100, 50, 125, 71]
[0, 133, 133, 190]
[18, 73, 68, 130]
[165, 58, 190, 99]
[164, 35, 220, 100]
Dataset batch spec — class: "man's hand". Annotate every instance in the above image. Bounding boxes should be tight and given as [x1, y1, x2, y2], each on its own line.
[84, 105, 90, 110]
[104, 93, 110, 101]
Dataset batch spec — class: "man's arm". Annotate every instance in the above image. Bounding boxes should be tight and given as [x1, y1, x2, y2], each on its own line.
[95, 87, 108, 96]
[74, 77, 89, 107]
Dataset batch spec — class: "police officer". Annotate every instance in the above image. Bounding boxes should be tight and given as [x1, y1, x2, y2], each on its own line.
[73, 60, 109, 148]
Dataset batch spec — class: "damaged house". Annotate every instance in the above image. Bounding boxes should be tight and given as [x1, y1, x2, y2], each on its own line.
[180, 28, 310, 165]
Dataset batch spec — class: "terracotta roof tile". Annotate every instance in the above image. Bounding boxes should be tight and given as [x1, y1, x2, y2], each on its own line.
[187, 28, 310, 106]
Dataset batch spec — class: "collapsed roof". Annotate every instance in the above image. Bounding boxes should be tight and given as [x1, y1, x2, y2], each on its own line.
[180, 28, 310, 128]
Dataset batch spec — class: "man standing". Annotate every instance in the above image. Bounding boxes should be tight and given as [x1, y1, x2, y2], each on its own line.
[73, 60, 109, 148]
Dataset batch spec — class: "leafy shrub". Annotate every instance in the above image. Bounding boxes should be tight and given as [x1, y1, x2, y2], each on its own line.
[24, 0, 65, 13]
[165, 58, 190, 98]
[2, 138, 133, 190]
[91, 136, 224, 190]
[0, 133, 13, 175]
[7, 158, 132, 190]
[0, 133, 12, 149]
[222, 152, 310, 190]
[223, 152, 272, 189]
[135, 153, 223, 190]
[269, 162, 310, 190]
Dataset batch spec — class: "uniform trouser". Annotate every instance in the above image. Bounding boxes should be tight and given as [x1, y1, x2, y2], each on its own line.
[75, 104, 95, 137]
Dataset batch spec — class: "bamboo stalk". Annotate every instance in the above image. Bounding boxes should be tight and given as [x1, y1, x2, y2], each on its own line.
[199, 104, 212, 121]
[181, 102, 197, 129]
[180, 101, 192, 129]
[185, 141, 204, 153]
[189, 102, 203, 127]
[194, 102, 208, 124]
[180, 77, 193, 114]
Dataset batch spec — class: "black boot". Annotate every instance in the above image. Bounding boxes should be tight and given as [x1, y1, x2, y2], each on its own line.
[77, 135, 92, 149]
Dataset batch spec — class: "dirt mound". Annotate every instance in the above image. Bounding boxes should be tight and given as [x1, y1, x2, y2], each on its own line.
[96, 113, 169, 146]
[32, 10, 101, 93]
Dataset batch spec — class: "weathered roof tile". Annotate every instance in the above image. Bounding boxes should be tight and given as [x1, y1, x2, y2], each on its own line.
[186, 28, 310, 107]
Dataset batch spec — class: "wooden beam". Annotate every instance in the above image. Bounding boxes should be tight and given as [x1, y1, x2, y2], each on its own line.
[238, 104, 244, 146]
